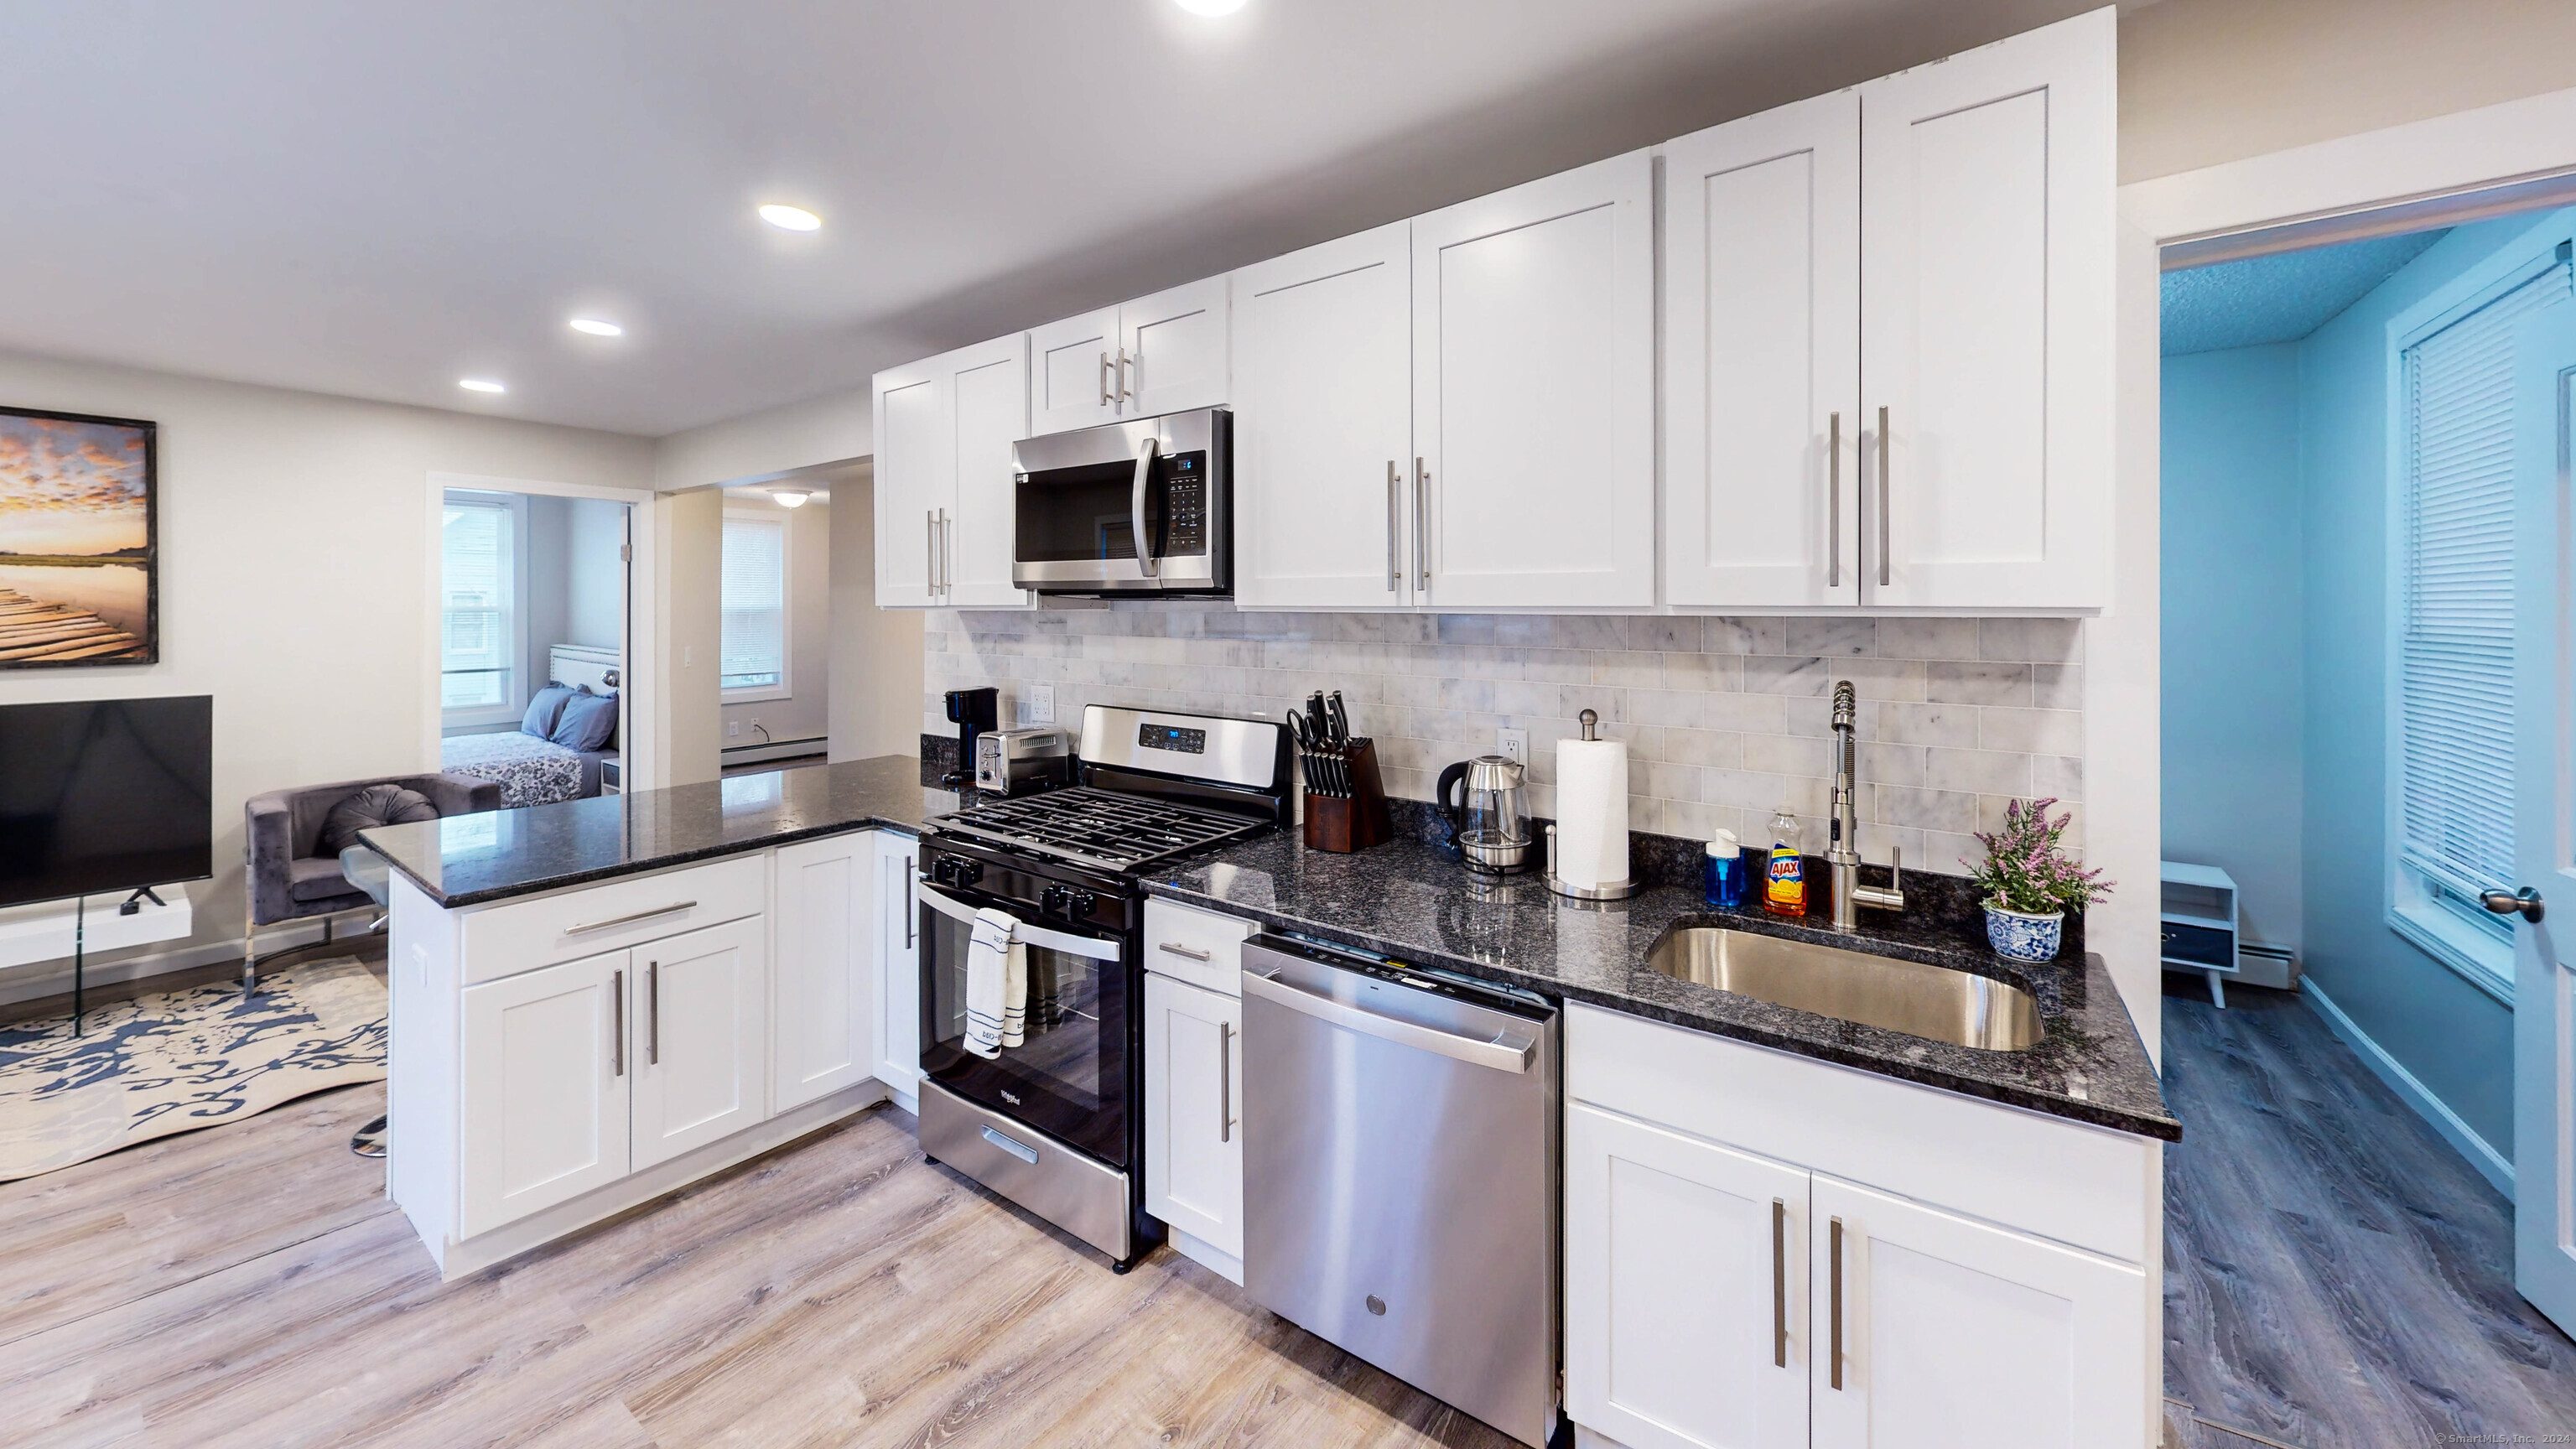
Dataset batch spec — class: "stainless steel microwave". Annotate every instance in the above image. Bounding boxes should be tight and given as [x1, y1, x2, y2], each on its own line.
[1010, 407, 1229, 596]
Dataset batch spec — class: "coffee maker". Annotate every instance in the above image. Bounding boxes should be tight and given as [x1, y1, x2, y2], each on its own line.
[943, 687, 999, 790]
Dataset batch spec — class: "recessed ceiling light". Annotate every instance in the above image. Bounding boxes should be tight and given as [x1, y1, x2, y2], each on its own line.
[569, 317, 624, 337]
[1174, 0, 1248, 13]
[770, 489, 812, 509]
[758, 204, 823, 232]
[459, 378, 506, 394]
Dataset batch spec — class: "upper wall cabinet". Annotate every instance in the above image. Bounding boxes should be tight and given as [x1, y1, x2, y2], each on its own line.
[1415, 150, 1656, 610]
[872, 335, 1034, 610]
[1029, 278, 1230, 437]
[1661, 8, 2113, 612]
[1231, 221, 1415, 609]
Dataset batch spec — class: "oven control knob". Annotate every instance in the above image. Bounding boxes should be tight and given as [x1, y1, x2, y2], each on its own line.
[1039, 885, 1071, 917]
[954, 860, 984, 887]
[1067, 890, 1098, 919]
[931, 858, 958, 886]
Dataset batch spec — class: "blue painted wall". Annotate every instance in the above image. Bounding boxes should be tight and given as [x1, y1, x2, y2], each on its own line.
[2161, 344, 2304, 951]
[2292, 213, 2574, 1156]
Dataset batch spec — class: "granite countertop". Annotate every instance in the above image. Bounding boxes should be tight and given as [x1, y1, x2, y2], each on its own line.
[1146, 832, 2178, 1141]
[366, 755, 956, 908]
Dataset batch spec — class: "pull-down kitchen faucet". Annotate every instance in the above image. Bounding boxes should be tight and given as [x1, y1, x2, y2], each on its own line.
[1828, 680, 1905, 932]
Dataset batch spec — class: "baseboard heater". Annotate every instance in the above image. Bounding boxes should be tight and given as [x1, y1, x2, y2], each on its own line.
[2237, 943, 2298, 991]
[722, 735, 828, 766]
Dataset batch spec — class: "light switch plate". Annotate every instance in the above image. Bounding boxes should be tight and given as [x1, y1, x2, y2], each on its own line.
[1497, 728, 1530, 766]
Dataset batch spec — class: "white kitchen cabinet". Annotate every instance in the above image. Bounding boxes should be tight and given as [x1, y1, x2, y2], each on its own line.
[1566, 1103, 1811, 1449]
[1808, 1173, 2147, 1449]
[1029, 305, 1122, 435]
[459, 948, 631, 1239]
[631, 916, 770, 1170]
[1144, 971, 1244, 1278]
[1412, 149, 1655, 610]
[772, 833, 879, 1113]
[1662, 91, 1862, 610]
[1857, 9, 2113, 610]
[872, 830, 923, 1106]
[1230, 221, 1415, 609]
[870, 335, 1034, 610]
[1030, 278, 1231, 437]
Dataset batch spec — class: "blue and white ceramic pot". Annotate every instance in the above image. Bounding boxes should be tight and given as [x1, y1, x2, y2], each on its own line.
[1983, 904, 2064, 963]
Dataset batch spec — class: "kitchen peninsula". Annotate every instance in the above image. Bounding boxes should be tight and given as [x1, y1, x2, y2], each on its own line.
[361, 756, 945, 1279]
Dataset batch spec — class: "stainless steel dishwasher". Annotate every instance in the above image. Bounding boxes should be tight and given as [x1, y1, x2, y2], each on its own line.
[1240, 932, 1560, 1449]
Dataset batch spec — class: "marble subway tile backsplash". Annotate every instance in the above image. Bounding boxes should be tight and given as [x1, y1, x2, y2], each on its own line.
[924, 604, 2086, 875]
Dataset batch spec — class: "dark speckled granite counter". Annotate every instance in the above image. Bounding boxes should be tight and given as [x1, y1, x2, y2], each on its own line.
[1146, 832, 2177, 1141]
[365, 755, 956, 908]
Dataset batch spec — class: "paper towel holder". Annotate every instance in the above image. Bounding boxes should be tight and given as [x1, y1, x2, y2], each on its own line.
[1548, 709, 1642, 901]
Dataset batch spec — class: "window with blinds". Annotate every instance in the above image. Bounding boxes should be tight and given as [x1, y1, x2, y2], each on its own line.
[721, 513, 788, 693]
[440, 496, 516, 714]
[2397, 253, 2573, 969]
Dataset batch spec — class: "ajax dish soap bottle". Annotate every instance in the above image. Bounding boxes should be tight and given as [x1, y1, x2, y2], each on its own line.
[1763, 807, 1807, 917]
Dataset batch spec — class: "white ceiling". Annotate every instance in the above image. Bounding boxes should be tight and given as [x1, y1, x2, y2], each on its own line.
[0, 0, 2110, 438]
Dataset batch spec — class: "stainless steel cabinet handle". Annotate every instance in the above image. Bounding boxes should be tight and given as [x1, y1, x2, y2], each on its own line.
[1098, 351, 1112, 408]
[981, 1124, 1039, 1165]
[1829, 1215, 1846, 1390]
[1387, 460, 1402, 591]
[1413, 456, 1431, 591]
[1773, 1197, 1789, 1368]
[647, 959, 659, 1066]
[941, 509, 953, 596]
[1242, 968, 1535, 1072]
[610, 968, 625, 1078]
[903, 862, 917, 948]
[1876, 406, 1891, 589]
[565, 901, 698, 936]
[1827, 412, 1843, 589]
[926, 510, 938, 599]
[1117, 347, 1135, 404]
[1130, 435, 1161, 578]
[1157, 941, 1214, 962]
[1218, 1020, 1234, 1143]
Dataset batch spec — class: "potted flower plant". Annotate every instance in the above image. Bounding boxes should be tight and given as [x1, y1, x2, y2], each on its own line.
[1963, 797, 2111, 963]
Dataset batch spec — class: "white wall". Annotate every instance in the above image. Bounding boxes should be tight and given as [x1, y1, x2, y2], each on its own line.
[655, 486, 724, 787]
[563, 497, 626, 649]
[0, 350, 652, 997]
[828, 464, 925, 765]
[719, 491, 833, 748]
[653, 386, 870, 494]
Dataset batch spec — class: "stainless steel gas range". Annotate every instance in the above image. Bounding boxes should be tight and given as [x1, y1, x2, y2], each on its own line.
[912, 704, 1289, 1270]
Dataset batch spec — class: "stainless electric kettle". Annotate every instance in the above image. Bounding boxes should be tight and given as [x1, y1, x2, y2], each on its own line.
[1436, 755, 1536, 875]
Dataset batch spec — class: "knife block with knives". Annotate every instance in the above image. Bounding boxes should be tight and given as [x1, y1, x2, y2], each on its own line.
[1291, 689, 1391, 853]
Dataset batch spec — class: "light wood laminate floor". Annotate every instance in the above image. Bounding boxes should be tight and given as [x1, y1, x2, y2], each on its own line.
[0, 1086, 1516, 1449]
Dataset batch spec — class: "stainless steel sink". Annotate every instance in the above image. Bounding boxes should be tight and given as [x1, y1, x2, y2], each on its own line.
[1646, 927, 2044, 1052]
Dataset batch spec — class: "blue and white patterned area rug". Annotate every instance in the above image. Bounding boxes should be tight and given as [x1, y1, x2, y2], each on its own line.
[0, 958, 387, 1182]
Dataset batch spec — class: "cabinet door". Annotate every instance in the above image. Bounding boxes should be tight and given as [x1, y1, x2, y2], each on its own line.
[1144, 972, 1244, 1262]
[1412, 149, 1654, 610]
[1229, 221, 1415, 608]
[460, 949, 631, 1239]
[872, 360, 949, 607]
[1857, 8, 2113, 609]
[772, 833, 877, 1113]
[1565, 1104, 1810, 1449]
[872, 831, 922, 1098]
[1664, 93, 1862, 610]
[1810, 1172, 2148, 1449]
[1121, 276, 1229, 418]
[631, 916, 769, 1171]
[943, 335, 1035, 608]
[1029, 306, 1122, 435]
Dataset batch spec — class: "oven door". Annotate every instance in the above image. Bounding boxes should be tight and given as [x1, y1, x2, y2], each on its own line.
[917, 882, 1131, 1166]
[1011, 408, 1225, 594]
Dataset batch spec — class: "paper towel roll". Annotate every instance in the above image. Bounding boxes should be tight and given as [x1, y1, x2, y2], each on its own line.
[1553, 736, 1630, 890]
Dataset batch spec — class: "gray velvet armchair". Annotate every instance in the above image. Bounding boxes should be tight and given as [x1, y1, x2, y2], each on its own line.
[243, 772, 499, 989]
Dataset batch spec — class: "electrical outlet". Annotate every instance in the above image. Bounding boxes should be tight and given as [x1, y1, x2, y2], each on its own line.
[1028, 683, 1055, 724]
[727, 719, 740, 739]
[1497, 728, 1530, 766]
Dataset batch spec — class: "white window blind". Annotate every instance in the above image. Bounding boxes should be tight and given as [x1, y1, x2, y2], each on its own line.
[721, 514, 787, 692]
[441, 496, 515, 712]
[2398, 257, 2573, 917]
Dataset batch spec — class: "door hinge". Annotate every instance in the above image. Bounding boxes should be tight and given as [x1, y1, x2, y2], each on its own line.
[621, 544, 631, 562]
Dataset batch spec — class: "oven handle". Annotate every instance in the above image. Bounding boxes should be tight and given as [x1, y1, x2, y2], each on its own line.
[1242, 968, 1536, 1073]
[917, 881, 1124, 961]
[1130, 434, 1161, 578]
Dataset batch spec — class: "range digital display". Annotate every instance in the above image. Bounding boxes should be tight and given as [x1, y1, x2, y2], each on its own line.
[1137, 723, 1208, 755]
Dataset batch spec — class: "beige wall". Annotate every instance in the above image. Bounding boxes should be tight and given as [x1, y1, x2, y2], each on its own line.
[653, 386, 870, 495]
[654, 486, 724, 787]
[2120, 0, 2576, 182]
[828, 465, 926, 765]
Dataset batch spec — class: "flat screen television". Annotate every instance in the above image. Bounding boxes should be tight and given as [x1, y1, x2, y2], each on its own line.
[0, 696, 212, 909]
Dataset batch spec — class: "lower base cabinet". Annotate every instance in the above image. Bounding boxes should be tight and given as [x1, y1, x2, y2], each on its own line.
[1564, 1003, 2156, 1449]
[459, 948, 631, 1239]
[631, 916, 769, 1171]
[872, 831, 922, 1104]
[1144, 971, 1244, 1272]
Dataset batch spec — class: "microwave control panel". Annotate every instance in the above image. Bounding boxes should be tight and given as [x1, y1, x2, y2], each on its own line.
[1161, 451, 1208, 556]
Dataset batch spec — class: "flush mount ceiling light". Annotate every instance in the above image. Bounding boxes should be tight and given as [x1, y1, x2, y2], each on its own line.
[770, 488, 813, 508]
[1173, 0, 1248, 13]
[569, 317, 624, 337]
[459, 378, 506, 394]
[758, 203, 823, 232]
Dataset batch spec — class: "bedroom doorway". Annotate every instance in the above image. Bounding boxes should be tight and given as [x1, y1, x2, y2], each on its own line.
[427, 472, 654, 808]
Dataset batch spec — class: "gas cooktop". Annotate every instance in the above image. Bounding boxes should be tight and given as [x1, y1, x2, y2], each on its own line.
[925, 786, 1270, 874]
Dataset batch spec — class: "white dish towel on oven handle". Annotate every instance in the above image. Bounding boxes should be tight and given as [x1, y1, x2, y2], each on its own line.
[964, 906, 1027, 1059]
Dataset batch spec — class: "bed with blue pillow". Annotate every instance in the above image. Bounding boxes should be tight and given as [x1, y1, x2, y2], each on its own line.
[440, 674, 621, 809]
